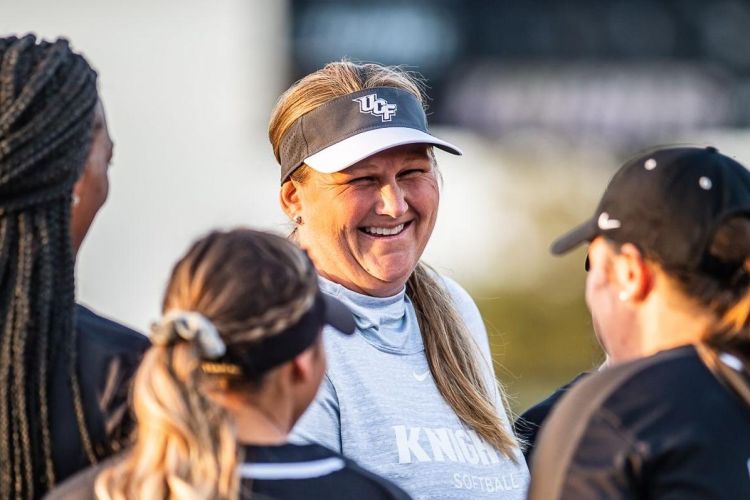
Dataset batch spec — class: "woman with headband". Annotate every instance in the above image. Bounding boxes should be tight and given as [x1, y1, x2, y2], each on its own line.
[529, 146, 750, 499]
[269, 61, 528, 498]
[47, 229, 411, 499]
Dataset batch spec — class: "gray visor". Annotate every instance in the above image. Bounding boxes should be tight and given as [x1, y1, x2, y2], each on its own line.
[278, 87, 462, 183]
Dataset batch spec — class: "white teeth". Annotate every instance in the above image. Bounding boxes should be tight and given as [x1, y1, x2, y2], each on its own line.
[364, 224, 405, 236]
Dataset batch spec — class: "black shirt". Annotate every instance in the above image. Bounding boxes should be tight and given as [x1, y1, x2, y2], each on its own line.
[49, 305, 149, 485]
[528, 345, 750, 499]
[513, 372, 589, 464]
[45, 442, 413, 500]
[241, 443, 412, 499]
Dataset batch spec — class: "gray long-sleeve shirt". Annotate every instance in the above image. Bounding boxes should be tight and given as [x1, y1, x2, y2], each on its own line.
[291, 275, 529, 499]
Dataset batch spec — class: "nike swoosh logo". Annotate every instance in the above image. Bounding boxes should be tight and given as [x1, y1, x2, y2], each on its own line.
[598, 212, 621, 231]
[413, 370, 430, 382]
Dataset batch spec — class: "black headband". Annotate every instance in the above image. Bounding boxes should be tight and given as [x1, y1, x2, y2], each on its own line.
[214, 292, 352, 377]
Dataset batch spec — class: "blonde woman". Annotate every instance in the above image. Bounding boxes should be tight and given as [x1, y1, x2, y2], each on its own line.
[270, 61, 528, 498]
[530, 146, 750, 499]
[46, 229, 412, 500]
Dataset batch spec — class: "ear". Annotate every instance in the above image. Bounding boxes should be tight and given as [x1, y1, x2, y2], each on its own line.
[612, 243, 653, 302]
[280, 180, 302, 220]
[289, 347, 316, 384]
[69, 170, 89, 254]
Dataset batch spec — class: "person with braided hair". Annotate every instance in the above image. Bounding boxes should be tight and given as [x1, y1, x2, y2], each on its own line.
[0, 34, 149, 499]
[46, 228, 412, 500]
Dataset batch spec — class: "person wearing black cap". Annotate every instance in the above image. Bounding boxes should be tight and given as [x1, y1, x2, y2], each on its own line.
[45, 229, 411, 500]
[268, 61, 528, 499]
[528, 146, 750, 499]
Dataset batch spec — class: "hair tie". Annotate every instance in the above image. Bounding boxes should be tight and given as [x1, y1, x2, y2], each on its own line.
[150, 310, 226, 360]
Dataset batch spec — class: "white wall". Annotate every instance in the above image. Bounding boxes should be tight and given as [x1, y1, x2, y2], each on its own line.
[1, 0, 290, 330]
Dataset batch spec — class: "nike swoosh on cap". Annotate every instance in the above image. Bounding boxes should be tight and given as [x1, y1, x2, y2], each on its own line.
[598, 212, 621, 230]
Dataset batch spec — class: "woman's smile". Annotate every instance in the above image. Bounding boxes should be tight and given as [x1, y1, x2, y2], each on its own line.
[359, 220, 412, 238]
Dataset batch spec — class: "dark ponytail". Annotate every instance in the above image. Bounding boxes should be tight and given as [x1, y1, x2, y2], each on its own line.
[666, 217, 750, 357]
[705, 218, 750, 356]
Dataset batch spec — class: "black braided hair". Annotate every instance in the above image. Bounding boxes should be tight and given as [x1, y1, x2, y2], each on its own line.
[0, 34, 98, 499]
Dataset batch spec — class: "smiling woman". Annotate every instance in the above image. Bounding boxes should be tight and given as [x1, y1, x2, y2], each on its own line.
[284, 143, 438, 296]
[268, 61, 529, 499]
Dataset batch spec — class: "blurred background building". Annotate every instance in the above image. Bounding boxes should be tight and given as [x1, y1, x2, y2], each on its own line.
[3, 0, 750, 413]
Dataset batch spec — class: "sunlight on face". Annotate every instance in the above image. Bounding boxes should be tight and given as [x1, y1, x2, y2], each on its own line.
[585, 237, 632, 361]
[294, 144, 439, 297]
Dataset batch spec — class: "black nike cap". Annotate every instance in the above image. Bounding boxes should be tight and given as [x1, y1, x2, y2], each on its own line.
[551, 146, 750, 270]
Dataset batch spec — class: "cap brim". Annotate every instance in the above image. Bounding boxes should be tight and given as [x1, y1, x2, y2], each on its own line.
[304, 127, 463, 174]
[550, 218, 598, 255]
[322, 294, 356, 335]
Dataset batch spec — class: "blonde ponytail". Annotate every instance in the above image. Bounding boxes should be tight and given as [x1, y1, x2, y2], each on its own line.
[408, 263, 518, 458]
[95, 344, 239, 500]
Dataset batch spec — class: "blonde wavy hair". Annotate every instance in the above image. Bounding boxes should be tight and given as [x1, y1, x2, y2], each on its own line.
[95, 229, 320, 500]
[269, 61, 518, 458]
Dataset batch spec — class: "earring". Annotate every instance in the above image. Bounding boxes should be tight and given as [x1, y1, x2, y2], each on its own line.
[72, 194, 80, 207]
[618, 291, 629, 302]
[294, 215, 303, 225]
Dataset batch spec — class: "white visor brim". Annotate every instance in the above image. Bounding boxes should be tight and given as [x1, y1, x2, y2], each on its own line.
[303, 127, 462, 174]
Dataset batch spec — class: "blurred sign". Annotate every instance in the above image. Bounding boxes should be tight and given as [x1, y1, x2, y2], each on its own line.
[444, 63, 737, 146]
[291, 0, 750, 140]
[293, 2, 461, 74]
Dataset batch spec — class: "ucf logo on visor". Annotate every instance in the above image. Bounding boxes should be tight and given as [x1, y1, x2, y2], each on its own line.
[353, 93, 398, 122]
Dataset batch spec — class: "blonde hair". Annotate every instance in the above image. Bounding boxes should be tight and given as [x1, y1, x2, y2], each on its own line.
[95, 229, 320, 500]
[269, 61, 518, 458]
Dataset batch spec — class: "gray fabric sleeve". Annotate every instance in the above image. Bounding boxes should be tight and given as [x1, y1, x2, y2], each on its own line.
[289, 374, 342, 453]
